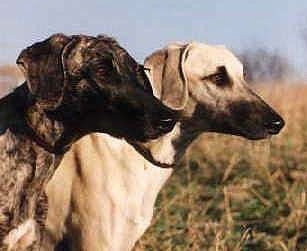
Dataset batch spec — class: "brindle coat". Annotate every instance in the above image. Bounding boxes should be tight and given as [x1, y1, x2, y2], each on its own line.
[0, 34, 177, 250]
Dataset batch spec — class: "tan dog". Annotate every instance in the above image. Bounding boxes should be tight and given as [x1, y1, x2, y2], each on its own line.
[45, 42, 284, 250]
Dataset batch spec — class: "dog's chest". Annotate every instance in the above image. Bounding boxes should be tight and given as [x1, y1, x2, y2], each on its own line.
[67, 134, 173, 250]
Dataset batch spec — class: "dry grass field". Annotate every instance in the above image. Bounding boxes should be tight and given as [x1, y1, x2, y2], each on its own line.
[134, 83, 307, 251]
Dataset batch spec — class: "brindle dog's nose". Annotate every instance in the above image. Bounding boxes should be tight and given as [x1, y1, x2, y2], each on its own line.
[264, 115, 285, 135]
[156, 117, 177, 133]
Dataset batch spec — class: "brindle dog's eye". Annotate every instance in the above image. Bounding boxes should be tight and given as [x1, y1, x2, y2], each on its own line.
[90, 57, 116, 77]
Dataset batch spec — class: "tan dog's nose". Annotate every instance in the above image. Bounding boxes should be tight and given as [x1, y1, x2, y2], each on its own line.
[264, 114, 285, 135]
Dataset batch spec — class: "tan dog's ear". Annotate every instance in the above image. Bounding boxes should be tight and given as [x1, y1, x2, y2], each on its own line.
[144, 43, 190, 110]
[16, 34, 72, 110]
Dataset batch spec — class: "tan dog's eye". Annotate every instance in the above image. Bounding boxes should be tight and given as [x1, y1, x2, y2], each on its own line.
[203, 66, 230, 87]
[209, 73, 227, 85]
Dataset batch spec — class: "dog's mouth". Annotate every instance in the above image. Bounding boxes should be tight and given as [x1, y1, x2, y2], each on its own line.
[228, 120, 285, 141]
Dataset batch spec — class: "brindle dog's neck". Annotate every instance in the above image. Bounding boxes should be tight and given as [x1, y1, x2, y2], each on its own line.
[0, 83, 73, 154]
[24, 106, 65, 154]
[0, 84, 71, 250]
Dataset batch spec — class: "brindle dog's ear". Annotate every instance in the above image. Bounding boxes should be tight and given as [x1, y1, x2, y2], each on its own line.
[144, 43, 190, 110]
[16, 34, 72, 110]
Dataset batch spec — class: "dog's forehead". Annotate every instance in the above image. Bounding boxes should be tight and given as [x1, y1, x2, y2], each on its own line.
[186, 42, 243, 77]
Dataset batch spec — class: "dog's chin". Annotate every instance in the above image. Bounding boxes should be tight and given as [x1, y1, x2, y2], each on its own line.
[235, 128, 274, 141]
[242, 133, 271, 141]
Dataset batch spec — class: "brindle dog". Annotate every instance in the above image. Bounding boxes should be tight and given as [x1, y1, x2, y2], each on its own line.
[0, 34, 177, 250]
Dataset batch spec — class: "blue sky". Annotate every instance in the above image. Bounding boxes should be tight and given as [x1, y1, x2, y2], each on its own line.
[1, 0, 307, 75]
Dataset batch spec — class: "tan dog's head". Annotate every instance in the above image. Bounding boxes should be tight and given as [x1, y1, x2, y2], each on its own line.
[144, 42, 284, 140]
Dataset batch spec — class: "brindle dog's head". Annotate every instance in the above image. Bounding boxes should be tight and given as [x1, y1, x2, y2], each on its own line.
[144, 42, 284, 140]
[14, 34, 177, 143]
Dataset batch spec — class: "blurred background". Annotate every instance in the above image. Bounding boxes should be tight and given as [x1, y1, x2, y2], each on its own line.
[1, 1, 307, 250]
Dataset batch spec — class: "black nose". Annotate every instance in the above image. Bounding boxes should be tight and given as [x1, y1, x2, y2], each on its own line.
[264, 116, 285, 135]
